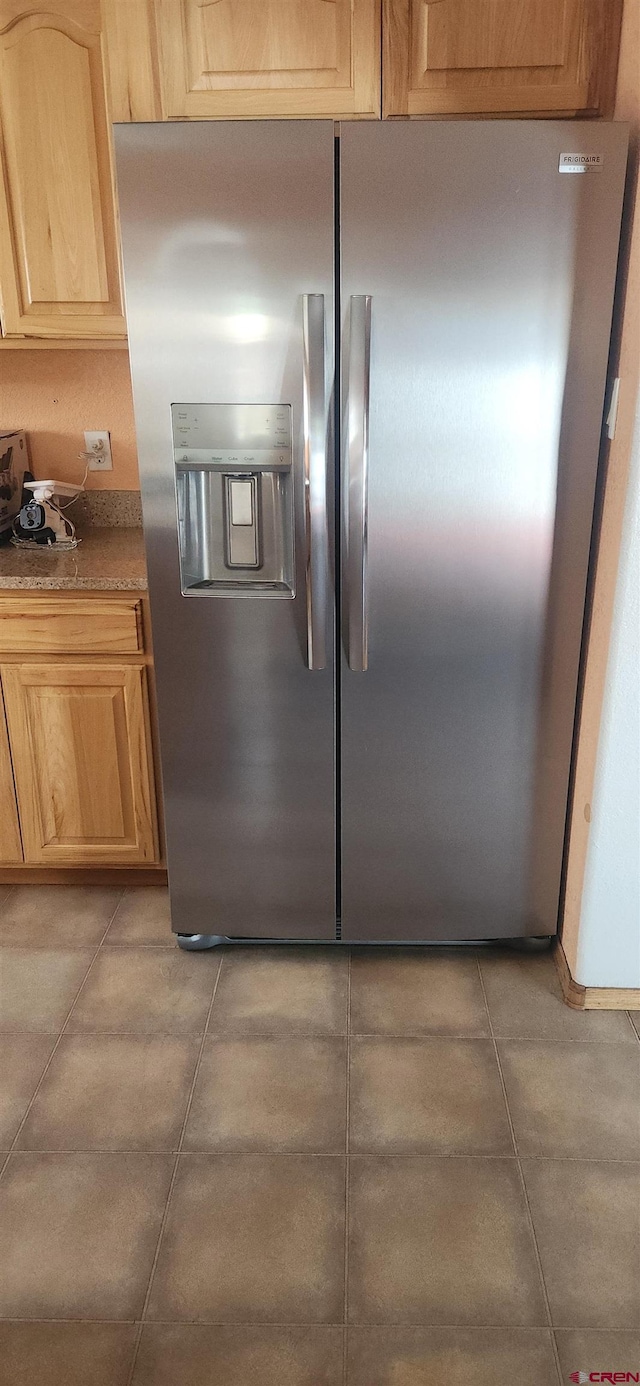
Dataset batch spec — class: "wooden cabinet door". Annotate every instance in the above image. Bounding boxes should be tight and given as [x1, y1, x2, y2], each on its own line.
[0, 684, 22, 863]
[154, 0, 380, 118]
[383, 0, 621, 116]
[1, 663, 158, 864]
[0, 3, 125, 336]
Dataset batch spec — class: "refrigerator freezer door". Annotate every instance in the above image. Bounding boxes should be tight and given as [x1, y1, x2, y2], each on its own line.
[115, 121, 336, 939]
[339, 121, 627, 942]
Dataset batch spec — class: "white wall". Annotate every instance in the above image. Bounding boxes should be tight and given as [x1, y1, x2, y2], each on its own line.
[561, 0, 640, 991]
[576, 403, 640, 987]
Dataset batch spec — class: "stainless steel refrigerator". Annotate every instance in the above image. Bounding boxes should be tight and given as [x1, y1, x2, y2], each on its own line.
[114, 120, 627, 948]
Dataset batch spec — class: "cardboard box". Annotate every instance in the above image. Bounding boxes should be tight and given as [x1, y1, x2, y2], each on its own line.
[0, 431, 30, 535]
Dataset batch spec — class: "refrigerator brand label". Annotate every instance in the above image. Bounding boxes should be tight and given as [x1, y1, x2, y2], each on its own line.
[559, 153, 603, 173]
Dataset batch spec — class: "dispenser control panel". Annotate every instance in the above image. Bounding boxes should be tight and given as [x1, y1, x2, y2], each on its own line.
[172, 403, 292, 470]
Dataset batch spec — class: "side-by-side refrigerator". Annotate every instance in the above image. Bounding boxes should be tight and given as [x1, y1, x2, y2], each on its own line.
[114, 120, 627, 946]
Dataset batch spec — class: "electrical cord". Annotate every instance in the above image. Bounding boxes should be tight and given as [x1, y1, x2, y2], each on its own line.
[57, 452, 91, 508]
[11, 452, 90, 550]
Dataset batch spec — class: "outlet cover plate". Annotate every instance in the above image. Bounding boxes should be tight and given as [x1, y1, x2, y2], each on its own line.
[84, 430, 112, 471]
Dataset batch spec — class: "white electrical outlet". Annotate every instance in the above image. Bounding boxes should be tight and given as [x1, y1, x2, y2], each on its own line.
[84, 430, 113, 471]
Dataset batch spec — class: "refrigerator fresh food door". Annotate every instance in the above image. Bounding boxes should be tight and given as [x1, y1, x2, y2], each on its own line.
[339, 121, 627, 942]
[115, 121, 336, 939]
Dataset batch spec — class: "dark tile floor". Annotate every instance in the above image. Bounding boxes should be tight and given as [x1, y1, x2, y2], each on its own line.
[0, 885, 638, 1385]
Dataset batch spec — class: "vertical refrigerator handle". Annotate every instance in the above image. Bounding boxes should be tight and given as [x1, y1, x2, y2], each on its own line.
[302, 294, 328, 671]
[345, 294, 371, 672]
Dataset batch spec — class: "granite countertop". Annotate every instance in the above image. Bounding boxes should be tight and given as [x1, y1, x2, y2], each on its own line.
[0, 527, 148, 591]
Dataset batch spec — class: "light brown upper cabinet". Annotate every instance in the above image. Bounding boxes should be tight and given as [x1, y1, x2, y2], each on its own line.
[150, 0, 381, 118]
[0, 2, 125, 337]
[383, 0, 622, 117]
[0, 0, 623, 345]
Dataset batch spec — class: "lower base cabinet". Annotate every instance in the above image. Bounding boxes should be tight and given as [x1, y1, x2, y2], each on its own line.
[0, 656, 159, 867]
[0, 683, 22, 862]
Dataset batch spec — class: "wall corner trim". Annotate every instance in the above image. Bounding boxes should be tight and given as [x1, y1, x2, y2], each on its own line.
[554, 939, 640, 1011]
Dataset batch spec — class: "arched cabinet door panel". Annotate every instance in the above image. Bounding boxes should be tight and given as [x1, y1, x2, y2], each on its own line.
[155, 0, 381, 117]
[383, 0, 622, 117]
[0, 7, 124, 337]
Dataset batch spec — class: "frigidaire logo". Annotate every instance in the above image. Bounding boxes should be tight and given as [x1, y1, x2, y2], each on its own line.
[559, 152, 604, 173]
[570, 1373, 640, 1383]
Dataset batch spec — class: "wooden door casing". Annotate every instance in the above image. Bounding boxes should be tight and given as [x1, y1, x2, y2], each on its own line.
[383, 0, 622, 117]
[1, 662, 158, 864]
[0, 5, 125, 336]
[154, 0, 381, 117]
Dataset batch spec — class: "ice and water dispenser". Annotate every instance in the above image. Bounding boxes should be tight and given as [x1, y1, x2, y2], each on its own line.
[173, 404, 295, 596]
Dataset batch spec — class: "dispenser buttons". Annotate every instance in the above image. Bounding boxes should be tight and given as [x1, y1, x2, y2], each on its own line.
[229, 479, 254, 527]
[225, 475, 260, 568]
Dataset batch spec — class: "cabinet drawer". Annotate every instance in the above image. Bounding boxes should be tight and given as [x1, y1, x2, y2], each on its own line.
[0, 599, 143, 654]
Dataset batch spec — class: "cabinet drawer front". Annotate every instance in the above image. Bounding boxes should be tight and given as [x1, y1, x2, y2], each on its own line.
[0, 600, 142, 654]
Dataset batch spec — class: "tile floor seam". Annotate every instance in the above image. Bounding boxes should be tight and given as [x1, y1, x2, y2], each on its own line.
[349, 1030, 493, 1041]
[7, 1148, 351, 1158]
[102, 891, 127, 937]
[205, 1029, 349, 1039]
[3, 1147, 638, 1161]
[125, 952, 225, 1386]
[343, 951, 352, 1386]
[0, 892, 125, 1185]
[481, 1032, 637, 1046]
[99, 944, 177, 952]
[2, 1024, 632, 1043]
[0, 943, 145, 951]
[50, 1027, 217, 1039]
[475, 958, 564, 1386]
[0, 885, 14, 912]
[98, 943, 183, 952]
[6, 1316, 638, 1328]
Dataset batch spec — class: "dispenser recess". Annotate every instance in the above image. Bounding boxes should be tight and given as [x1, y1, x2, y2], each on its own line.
[173, 403, 295, 597]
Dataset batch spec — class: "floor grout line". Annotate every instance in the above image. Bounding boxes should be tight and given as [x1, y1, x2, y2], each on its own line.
[0, 945, 181, 953]
[343, 950, 352, 1386]
[100, 890, 129, 943]
[0, 892, 125, 1184]
[3, 1148, 637, 1162]
[0, 1030, 220, 1039]
[0, 1019, 635, 1044]
[475, 959, 564, 1386]
[124, 951, 225, 1386]
[0, 1316, 635, 1329]
[97, 943, 182, 952]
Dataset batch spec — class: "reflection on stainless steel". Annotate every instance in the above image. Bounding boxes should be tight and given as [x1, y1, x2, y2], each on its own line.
[115, 121, 335, 940]
[302, 294, 329, 670]
[345, 295, 371, 673]
[338, 121, 627, 942]
[115, 119, 627, 946]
